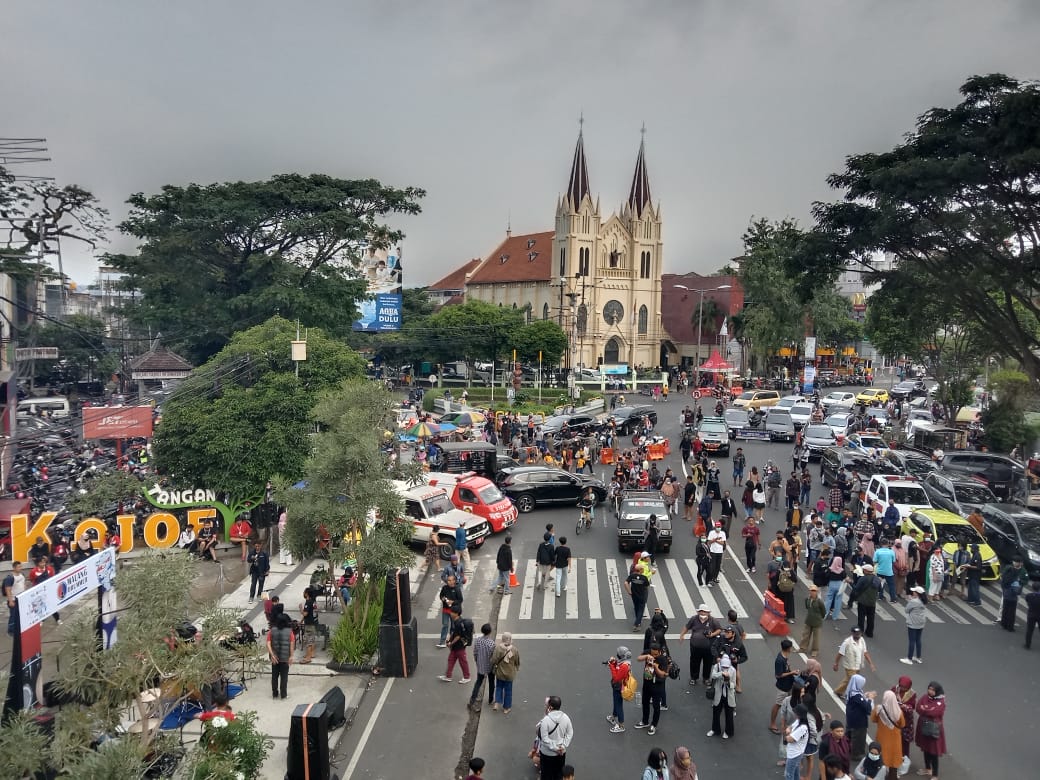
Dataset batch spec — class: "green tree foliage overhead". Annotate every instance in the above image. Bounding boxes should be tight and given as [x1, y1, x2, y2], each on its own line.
[154, 316, 366, 499]
[424, 299, 526, 364]
[982, 369, 1040, 453]
[280, 379, 416, 572]
[810, 74, 1040, 380]
[737, 218, 861, 360]
[512, 319, 569, 365]
[107, 174, 425, 364]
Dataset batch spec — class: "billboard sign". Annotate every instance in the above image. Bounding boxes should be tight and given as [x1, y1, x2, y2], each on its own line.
[352, 245, 402, 332]
[804, 337, 817, 361]
[17, 546, 117, 632]
[82, 405, 154, 439]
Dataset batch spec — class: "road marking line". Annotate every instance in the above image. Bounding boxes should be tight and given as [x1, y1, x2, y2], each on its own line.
[566, 566, 579, 619]
[644, 558, 675, 618]
[929, 599, 967, 624]
[683, 559, 721, 616]
[873, 600, 897, 622]
[542, 571, 555, 620]
[343, 676, 394, 779]
[518, 559, 537, 620]
[586, 559, 602, 620]
[715, 571, 749, 620]
[604, 558, 627, 620]
[666, 558, 696, 618]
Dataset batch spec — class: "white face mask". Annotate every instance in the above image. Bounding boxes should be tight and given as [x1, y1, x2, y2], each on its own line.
[868, 752, 881, 761]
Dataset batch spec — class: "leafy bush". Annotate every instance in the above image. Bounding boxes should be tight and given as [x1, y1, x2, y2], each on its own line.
[186, 710, 273, 780]
[330, 575, 386, 666]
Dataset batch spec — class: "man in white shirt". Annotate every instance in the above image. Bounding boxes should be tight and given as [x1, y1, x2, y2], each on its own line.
[707, 521, 727, 585]
[832, 626, 876, 696]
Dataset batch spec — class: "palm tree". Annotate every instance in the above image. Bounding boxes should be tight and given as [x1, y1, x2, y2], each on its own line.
[691, 299, 723, 341]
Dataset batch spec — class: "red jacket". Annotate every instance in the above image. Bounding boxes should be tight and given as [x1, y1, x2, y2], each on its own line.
[609, 659, 630, 685]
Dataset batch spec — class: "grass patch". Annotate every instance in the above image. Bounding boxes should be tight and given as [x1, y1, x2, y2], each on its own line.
[329, 576, 386, 666]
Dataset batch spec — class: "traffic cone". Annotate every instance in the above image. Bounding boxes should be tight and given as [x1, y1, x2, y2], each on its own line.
[509, 567, 520, 589]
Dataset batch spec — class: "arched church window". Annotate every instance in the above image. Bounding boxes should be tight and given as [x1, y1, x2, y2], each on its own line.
[542, 302, 549, 321]
[638, 305, 648, 335]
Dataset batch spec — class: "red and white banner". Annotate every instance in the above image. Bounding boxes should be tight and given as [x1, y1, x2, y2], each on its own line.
[82, 405, 154, 439]
[18, 546, 117, 631]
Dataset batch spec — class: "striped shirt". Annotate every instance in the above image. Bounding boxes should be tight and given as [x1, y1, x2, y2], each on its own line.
[473, 634, 495, 674]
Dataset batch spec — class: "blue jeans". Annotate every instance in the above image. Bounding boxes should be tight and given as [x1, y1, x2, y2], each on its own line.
[555, 567, 568, 597]
[440, 611, 451, 643]
[966, 577, 981, 605]
[826, 580, 844, 620]
[880, 575, 897, 601]
[612, 686, 625, 724]
[785, 753, 804, 780]
[494, 679, 513, 709]
[800, 486, 811, 506]
[491, 570, 510, 593]
[907, 626, 923, 659]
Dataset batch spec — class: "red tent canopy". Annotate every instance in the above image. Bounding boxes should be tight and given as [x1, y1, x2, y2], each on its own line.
[699, 350, 734, 371]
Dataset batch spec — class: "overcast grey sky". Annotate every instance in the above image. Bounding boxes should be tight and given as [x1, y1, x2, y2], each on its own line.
[3, 0, 1039, 287]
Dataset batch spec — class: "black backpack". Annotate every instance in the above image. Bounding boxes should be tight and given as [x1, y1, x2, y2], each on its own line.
[536, 542, 555, 565]
[460, 618, 475, 646]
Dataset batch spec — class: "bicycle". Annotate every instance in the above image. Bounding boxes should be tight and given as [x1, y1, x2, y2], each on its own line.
[576, 502, 593, 535]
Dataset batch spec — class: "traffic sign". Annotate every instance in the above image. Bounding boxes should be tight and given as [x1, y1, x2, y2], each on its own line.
[15, 347, 59, 360]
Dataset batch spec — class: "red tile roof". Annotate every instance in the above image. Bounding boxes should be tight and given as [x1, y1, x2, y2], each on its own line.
[466, 231, 555, 284]
[428, 258, 482, 291]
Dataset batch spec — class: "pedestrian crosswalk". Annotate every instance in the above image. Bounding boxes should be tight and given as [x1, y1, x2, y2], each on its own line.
[426, 549, 1029, 630]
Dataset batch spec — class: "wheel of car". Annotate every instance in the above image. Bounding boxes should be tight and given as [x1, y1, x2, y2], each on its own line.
[516, 495, 535, 513]
[437, 538, 454, 561]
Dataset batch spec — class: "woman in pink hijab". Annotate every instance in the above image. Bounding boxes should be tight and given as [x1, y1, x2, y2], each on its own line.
[670, 746, 697, 780]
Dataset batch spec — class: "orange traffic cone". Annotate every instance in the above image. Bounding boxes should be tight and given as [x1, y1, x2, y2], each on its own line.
[509, 568, 520, 589]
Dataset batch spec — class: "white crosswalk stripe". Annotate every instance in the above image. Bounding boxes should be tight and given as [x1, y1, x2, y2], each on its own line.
[422, 555, 1015, 628]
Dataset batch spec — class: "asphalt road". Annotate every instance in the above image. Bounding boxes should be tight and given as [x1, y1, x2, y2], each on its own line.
[343, 389, 1036, 779]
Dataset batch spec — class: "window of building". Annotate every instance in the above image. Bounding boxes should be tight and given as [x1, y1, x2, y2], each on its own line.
[638, 305, 648, 335]
[525, 303, 532, 324]
[559, 247, 566, 277]
[542, 302, 549, 320]
[609, 249, 620, 268]
[578, 247, 590, 277]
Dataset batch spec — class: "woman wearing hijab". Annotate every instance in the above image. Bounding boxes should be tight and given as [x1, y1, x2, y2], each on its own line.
[893, 540, 908, 596]
[926, 546, 946, 600]
[914, 681, 946, 780]
[670, 746, 697, 780]
[844, 674, 876, 765]
[803, 658, 825, 702]
[870, 690, 905, 778]
[706, 653, 736, 739]
[826, 552, 847, 622]
[852, 741, 885, 779]
[890, 676, 917, 765]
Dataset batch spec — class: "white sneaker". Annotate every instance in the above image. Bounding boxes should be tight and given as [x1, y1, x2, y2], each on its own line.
[706, 730, 715, 737]
[459, 678, 471, 684]
[648, 725, 657, 735]
[606, 715, 617, 724]
[722, 733, 729, 739]
[899, 658, 913, 665]
[609, 724, 625, 733]
[438, 675, 452, 682]
[913, 657, 923, 664]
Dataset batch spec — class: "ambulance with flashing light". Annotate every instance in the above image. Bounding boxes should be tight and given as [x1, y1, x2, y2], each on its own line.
[423, 471, 518, 533]
[390, 480, 491, 561]
[864, 474, 932, 521]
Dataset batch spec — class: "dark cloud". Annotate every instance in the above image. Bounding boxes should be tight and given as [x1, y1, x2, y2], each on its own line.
[2, 0, 1038, 284]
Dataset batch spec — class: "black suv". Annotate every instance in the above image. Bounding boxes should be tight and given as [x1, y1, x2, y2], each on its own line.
[922, 470, 997, 517]
[610, 405, 658, 435]
[542, 413, 601, 439]
[495, 466, 607, 513]
[616, 491, 672, 553]
[819, 447, 901, 496]
[980, 503, 1040, 576]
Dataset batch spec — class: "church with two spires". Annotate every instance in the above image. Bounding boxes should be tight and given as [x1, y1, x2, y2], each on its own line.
[431, 128, 670, 371]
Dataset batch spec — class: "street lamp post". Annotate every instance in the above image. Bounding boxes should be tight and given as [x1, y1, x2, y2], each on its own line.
[674, 283, 731, 390]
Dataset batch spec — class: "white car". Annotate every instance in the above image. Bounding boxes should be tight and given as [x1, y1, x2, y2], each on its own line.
[824, 412, 856, 438]
[864, 474, 932, 522]
[775, 395, 807, 411]
[789, 403, 813, 430]
[822, 391, 856, 411]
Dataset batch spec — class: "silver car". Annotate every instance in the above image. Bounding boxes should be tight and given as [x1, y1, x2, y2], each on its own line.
[724, 407, 749, 438]
[803, 424, 837, 459]
[789, 403, 813, 431]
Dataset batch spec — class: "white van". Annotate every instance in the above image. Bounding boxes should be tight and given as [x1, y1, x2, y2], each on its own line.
[391, 480, 491, 560]
[17, 396, 71, 420]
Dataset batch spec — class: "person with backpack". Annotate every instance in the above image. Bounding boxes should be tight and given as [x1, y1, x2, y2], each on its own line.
[438, 605, 472, 685]
[489, 632, 520, 713]
[851, 564, 883, 638]
[536, 533, 556, 590]
[606, 645, 632, 733]
[633, 642, 672, 735]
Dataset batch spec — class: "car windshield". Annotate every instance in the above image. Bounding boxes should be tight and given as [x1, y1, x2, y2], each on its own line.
[613, 407, 636, 417]
[700, 420, 727, 432]
[777, 398, 799, 408]
[1015, 520, 1040, 546]
[738, 392, 755, 401]
[725, 409, 748, 422]
[622, 500, 667, 517]
[479, 484, 505, 503]
[791, 405, 812, 416]
[953, 484, 995, 503]
[423, 494, 457, 516]
[825, 415, 849, 427]
[806, 425, 834, 439]
[889, 486, 929, 505]
[934, 523, 985, 546]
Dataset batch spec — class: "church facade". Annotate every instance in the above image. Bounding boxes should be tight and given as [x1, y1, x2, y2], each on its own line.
[432, 128, 669, 370]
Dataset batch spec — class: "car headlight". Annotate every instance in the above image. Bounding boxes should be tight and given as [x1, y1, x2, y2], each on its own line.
[1028, 550, 1040, 565]
[983, 556, 998, 565]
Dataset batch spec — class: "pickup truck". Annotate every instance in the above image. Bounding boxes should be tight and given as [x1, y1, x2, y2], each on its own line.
[616, 491, 672, 554]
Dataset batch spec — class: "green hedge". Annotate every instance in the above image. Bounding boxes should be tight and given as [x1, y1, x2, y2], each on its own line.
[330, 576, 386, 666]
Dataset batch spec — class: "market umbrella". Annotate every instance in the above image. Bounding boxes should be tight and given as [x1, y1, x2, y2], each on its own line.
[438, 422, 458, 433]
[454, 411, 487, 428]
[404, 421, 440, 438]
[395, 433, 418, 442]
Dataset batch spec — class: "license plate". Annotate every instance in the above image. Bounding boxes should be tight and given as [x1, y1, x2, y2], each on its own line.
[474, 536, 485, 545]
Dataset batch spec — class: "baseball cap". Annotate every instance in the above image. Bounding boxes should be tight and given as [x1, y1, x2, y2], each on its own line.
[697, 604, 711, 613]
[851, 626, 862, 633]
[640, 551, 652, 558]
[862, 564, 874, 572]
[910, 585, 925, 594]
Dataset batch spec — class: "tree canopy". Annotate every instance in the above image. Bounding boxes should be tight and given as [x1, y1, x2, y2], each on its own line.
[28, 314, 119, 384]
[154, 316, 366, 500]
[511, 319, 569, 365]
[809, 73, 1040, 380]
[423, 299, 526, 364]
[106, 174, 424, 364]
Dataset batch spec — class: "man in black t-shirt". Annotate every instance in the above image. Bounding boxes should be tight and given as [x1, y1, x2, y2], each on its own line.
[552, 536, 572, 598]
[299, 588, 319, 664]
[769, 638, 798, 733]
[624, 564, 651, 631]
[197, 519, 219, 562]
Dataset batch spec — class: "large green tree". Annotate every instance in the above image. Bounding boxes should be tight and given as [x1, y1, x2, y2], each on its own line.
[29, 314, 119, 384]
[809, 73, 1040, 380]
[512, 319, 569, 365]
[107, 174, 424, 364]
[423, 299, 526, 365]
[154, 316, 366, 500]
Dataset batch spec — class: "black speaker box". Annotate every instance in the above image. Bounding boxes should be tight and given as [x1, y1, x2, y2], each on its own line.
[318, 685, 347, 730]
[378, 616, 419, 677]
[286, 701, 330, 780]
[381, 567, 412, 624]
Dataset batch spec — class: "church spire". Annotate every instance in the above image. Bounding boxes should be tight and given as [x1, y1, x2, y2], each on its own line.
[566, 117, 591, 211]
[627, 124, 652, 215]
